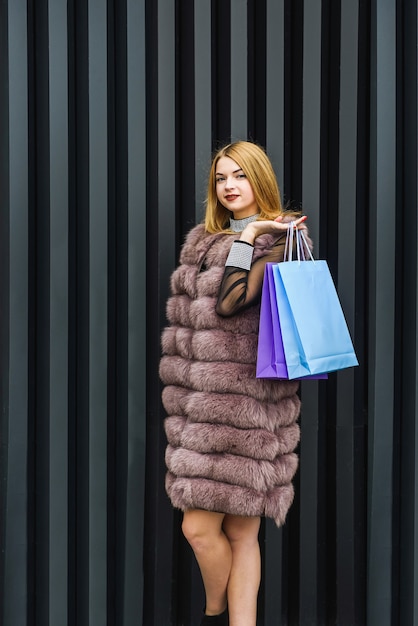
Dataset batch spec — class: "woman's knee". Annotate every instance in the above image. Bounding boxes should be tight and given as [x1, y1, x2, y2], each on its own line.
[181, 513, 200, 546]
[222, 515, 261, 547]
[182, 510, 224, 552]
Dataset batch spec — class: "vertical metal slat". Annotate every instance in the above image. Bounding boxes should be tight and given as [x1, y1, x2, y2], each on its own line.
[299, 1, 322, 622]
[336, 1, 360, 624]
[124, 1, 147, 623]
[88, 0, 108, 622]
[367, 1, 397, 624]
[3, 2, 29, 624]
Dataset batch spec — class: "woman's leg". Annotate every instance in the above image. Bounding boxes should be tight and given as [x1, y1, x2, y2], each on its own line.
[182, 510, 231, 616]
[222, 515, 261, 626]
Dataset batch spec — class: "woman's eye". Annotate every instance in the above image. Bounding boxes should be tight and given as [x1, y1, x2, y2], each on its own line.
[237, 173, 246, 179]
[216, 177, 225, 183]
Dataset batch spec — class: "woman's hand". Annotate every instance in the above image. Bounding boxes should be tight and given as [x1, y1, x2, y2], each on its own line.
[239, 215, 307, 246]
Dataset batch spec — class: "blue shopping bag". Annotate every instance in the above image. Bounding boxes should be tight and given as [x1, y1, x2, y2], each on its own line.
[256, 264, 327, 380]
[272, 230, 358, 379]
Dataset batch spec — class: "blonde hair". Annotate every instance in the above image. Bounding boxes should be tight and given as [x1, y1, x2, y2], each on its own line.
[204, 141, 294, 233]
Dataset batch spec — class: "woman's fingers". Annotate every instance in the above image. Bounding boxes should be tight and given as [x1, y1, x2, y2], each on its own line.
[274, 215, 307, 228]
[295, 215, 308, 227]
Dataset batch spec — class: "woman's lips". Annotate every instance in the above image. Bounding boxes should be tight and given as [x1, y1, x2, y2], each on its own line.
[225, 195, 239, 201]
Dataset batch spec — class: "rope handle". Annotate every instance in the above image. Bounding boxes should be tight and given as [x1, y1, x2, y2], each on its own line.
[284, 222, 314, 263]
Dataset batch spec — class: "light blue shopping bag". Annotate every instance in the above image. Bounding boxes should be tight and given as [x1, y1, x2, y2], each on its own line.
[271, 230, 358, 379]
[256, 264, 327, 380]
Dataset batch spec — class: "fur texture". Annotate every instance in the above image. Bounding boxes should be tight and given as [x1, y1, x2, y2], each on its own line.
[160, 223, 303, 527]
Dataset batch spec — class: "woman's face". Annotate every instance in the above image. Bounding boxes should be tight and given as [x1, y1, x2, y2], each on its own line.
[215, 156, 258, 219]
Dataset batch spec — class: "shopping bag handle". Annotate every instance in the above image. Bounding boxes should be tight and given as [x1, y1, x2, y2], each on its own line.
[284, 222, 315, 264]
[298, 229, 315, 262]
[284, 223, 293, 261]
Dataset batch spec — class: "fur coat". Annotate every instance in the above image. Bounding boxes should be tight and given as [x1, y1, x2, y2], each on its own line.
[159, 223, 301, 527]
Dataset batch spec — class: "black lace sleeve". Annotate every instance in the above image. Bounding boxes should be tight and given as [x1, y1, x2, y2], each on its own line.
[215, 238, 286, 317]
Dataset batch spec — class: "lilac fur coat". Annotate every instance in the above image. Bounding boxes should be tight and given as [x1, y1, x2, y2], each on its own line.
[159, 223, 301, 527]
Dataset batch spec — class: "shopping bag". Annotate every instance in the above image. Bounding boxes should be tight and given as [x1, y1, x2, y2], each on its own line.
[272, 230, 358, 378]
[256, 264, 288, 379]
[256, 263, 327, 380]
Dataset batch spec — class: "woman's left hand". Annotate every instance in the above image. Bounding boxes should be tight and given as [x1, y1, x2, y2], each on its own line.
[239, 215, 307, 245]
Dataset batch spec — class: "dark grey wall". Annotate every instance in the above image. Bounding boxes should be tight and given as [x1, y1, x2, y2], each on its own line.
[1, 1, 417, 625]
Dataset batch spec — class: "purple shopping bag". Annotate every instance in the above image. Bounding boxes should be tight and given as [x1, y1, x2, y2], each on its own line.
[256, 264, 327, 380]
[256, 264, 288, 378]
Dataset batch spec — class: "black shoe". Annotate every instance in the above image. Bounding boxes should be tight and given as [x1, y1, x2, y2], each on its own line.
[200, 608, 229, 626]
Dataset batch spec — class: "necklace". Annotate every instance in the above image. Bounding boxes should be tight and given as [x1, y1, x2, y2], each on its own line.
[229, 213, 260, 233]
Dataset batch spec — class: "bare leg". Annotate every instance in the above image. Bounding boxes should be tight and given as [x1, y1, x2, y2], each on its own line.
[182, 510, 231, 616]
[222, 515, 261, 626]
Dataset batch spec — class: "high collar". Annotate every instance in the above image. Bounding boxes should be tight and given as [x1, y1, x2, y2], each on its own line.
[229, 213, 260, 232]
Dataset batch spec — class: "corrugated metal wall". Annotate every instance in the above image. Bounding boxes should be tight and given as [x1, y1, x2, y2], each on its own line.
[1, 1, 417, 625]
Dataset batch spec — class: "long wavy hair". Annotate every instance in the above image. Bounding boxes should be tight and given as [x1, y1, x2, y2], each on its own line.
[204, 141, 298, 233]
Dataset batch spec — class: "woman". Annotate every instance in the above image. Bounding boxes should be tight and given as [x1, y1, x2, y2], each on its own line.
[159, 141, 307, 626]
